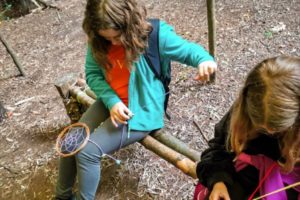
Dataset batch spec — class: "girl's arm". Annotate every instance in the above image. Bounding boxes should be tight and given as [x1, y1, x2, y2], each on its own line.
[159, 21, 215, 67]
[85, 46, 121, 110]
[196, 109, 236, 190]
[159, 21, 217, 82]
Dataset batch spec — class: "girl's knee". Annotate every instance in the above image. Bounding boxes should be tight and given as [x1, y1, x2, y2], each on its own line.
[76, 142, 101, 163]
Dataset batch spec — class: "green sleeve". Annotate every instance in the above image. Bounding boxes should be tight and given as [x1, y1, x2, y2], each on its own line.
[85, 46, 121, 110]
[159, 21, 214, 67]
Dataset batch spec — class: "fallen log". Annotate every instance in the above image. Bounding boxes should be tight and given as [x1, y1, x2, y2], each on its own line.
[55, 77, 200, 178]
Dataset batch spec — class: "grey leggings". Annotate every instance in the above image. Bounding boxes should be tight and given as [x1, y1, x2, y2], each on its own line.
[55, 100, 150, 200]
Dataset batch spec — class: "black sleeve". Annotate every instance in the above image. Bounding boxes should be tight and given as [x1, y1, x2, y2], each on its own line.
[196, 109, 236, 190]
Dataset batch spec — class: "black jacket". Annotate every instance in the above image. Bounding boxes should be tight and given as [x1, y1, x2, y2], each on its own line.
[196, 110, 297, 200]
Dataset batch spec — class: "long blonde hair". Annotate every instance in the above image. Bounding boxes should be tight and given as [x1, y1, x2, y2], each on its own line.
[229, 56, 300, 172]
[82, 0, 151, 70]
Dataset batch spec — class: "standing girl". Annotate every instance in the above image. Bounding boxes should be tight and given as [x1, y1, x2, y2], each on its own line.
[55, 0, 217, 199]
[196, 56, 300, 200]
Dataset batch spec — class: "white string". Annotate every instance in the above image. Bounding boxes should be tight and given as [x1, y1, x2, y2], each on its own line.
[88, 139, 121, 165]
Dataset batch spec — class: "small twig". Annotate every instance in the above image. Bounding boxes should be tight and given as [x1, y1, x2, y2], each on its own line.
[259, 39, 271, 53]
[193, 120, 209, 144]
[56, 10, 61, 22]
[126, 191, 140, 197]
[15, 97, 35, 106]
[0, 163, 19, 175]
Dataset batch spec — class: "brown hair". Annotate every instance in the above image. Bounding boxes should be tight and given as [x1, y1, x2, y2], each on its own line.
[229, 56, 300, 172]
[82, 0, 151, 70]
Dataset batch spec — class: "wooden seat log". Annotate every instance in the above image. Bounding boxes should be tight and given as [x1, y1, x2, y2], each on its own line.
[55, 75, 201, 178]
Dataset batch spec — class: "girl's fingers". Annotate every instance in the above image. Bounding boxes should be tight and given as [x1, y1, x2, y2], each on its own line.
[204, 66, 210, 81]
[118, 106, 134, 120]
[111, 116, 118, 127]
[203, 65, 209, 76]
[199, 65, 204, 79]
[220, 189, 230, 200]
[119, 111, 129, 120]
[208, 65, 215, 74]
[114, 114, 127, 124]
[197, 62, 217, 82]
[210, 193, 220, 200]
[118, 109, 130, 120]
[123, 107, 134, 117]
[111, 115, 127, 127]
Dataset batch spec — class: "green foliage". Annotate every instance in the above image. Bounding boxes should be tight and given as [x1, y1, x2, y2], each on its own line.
[0, 3, 12, 21]
[264, 30, 273, 39]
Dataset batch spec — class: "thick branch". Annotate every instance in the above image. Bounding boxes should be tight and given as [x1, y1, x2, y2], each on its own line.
[140, 135, 197, 178]
[0, 33, 25, 77]
[151, 130, 201, 162]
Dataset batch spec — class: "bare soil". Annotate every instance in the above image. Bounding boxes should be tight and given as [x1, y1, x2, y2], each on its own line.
[0, 0, 299, 199]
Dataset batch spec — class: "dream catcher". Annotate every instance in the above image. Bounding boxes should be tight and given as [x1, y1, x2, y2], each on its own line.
[56, 122, 121, 164]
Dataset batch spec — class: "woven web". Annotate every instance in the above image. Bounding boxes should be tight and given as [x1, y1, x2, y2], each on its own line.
[59, 127, 87, 154]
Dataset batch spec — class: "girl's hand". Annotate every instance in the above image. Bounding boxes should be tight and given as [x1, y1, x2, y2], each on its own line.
[195, 60, 217, 82]
[110, 102, 133, 127]
[209, 182, 230, 200]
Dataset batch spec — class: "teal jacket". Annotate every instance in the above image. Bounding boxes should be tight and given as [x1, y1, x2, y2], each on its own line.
[85, 21, 214, 132]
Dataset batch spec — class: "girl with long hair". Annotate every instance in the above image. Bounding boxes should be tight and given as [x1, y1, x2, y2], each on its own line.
[55, 0, 217, 199]
[196, 56, 300, 200]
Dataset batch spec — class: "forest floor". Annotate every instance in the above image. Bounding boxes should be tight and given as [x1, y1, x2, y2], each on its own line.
[0, 0, 299, 199]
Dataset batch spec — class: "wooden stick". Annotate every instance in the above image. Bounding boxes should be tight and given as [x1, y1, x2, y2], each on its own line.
[206, 0, 216, 82]
[253, 182, 300, 200]
[151, 130, 201, 162]
[193, 120, 209, 144]
[141, 135, 197, 178]
[69, 86, 95, 107]
[0, 32, 25, 76]
[206, 0, 216, 57]
[84, 87, 97, 100]
[54, 72, 80, 98]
